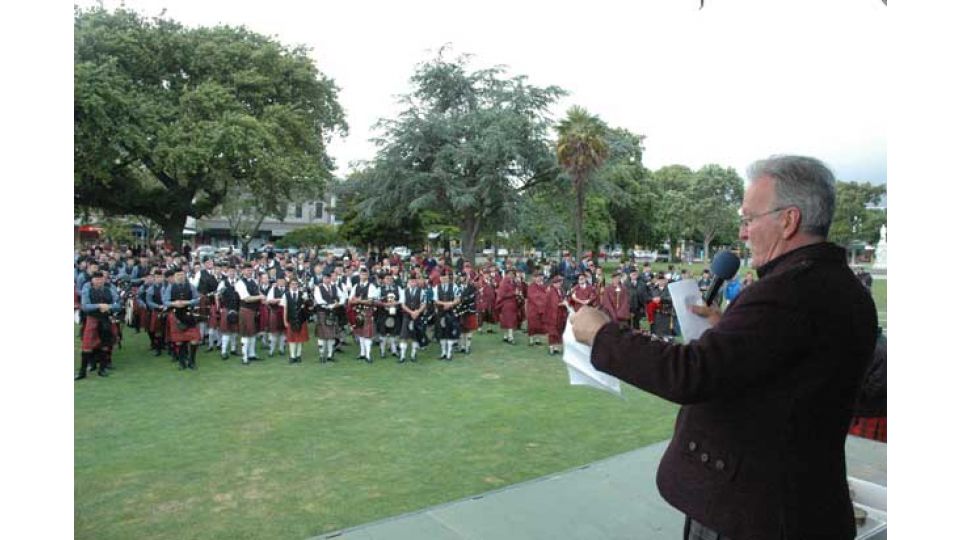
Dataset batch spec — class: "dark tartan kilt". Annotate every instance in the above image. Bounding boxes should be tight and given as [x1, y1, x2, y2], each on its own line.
[350, 309, 376, 338]
[435, 310, 460, 340]
[255, 303, 268, 332]
[167, 314, 201, 343]
[285, 321, 310, 343]
[460, 312, 479, 332]
[239, 306, 259, 337]
[218, 307, 238, 334]
[267, 305, 285, 333]
[314, 310, 339, 340]
[149, 310, 167, 334]
[81, 316, 118, 350]
[376, 308, 402, 336]
[197, 295, 213, 322]
[399, 315, 419, 340]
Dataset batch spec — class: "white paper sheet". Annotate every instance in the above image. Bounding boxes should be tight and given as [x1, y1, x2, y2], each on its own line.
[561, 313, 622, 396]
[667, 279, 712, 343]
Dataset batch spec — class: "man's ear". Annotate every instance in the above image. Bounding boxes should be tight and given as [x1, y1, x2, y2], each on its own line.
[781, 207, 803, 240]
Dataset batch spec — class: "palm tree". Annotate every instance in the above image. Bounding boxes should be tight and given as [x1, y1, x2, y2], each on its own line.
[556, 106, 609, 258]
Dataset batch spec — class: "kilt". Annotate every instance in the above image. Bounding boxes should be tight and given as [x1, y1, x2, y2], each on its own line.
[167, 315, 201, 342]
[498, 300, 520, 330]
[315, 310, 339, 340]
[219, 307, 238, 334]
[350, 307, 375, 338]
[849, 416, 887, 442]
[399, 315, 419, 340]
[548, 308, 566, 345]
[460, 312, 478, 332]
[208, 302, 221, 328]
[285, 321, 310, 343]
[376, 308, 402, 337]
[257, 303, 270, 333]
[149, 310, 167, 334]
[197, 294, 213, 322]
[435, 310, 460, 340]
[81, 316, 118, 351]
[239, 306, 259, 337]
[267, 305, 285, 333]
[136, 304, 150, 329]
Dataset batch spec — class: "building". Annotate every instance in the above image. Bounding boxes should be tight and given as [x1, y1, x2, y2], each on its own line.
[194, 195, 339, 248]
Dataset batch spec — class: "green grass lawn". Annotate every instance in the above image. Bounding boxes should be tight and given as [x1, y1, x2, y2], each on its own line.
[75, 328, 678, 540]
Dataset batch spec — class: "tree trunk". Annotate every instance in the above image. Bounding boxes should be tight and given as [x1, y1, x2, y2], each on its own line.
[160, 213, 188, 253]
[575, 177, 585, 259]
[460, 211, 482, 266]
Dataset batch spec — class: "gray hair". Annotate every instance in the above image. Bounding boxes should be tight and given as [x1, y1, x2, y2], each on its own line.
[746, 155, 836, 237]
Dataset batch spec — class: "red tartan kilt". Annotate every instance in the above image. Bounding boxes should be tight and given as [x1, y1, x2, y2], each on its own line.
[351, 312, 375, 338]
[257, 303, 270, 332]
[460, 313, 478, 331]
[646, 302, 656, 324]
[149, 310, 166, 334]
[346, 306, 358, 327]
[167, 318, 201, 342]
[219, 307, 238, 334]
[136, 305, 150, 327]
[849, 417, 887, 442]
[239, 307, 259, 337]
[208, 303, 220, 328]
[285, 323, 309, 343]
[268, 306, 285, 333]
[81, 316, 118, 350]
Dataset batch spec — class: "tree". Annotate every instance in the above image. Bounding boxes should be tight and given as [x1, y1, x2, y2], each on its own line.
[651, 165, 696, 261]
[277, 224, 339, 248]
[74, 7, 347, 249]
[351, 49, 565, 264]
[688, 164, 744, 261]
[556, 106, 610, 258]
[829, 181, 886, 259]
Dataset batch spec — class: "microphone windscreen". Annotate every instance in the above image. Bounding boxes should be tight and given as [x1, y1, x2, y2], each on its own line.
[710, 250, 741, 280]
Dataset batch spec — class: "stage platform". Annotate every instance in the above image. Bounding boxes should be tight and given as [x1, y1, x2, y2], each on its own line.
[314, 437, 886, 540]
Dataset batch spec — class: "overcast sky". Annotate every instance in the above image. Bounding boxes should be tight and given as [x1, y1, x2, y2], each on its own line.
[79, 0, 888, 185]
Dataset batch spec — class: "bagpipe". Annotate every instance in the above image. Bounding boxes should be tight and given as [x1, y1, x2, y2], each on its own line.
[453, 290, 477, 317]
[173, 305, 200, 330]
[380, 292, 400, 331]
[351, 301, 374, 327]
[290, 290, 314, 331]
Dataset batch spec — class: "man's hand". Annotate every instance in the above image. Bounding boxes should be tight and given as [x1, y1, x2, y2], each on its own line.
[688, 304, 722, 327]
[570, 306, 611, 346]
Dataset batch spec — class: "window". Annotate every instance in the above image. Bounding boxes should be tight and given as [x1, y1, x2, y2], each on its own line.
[294, 204, 302, 219]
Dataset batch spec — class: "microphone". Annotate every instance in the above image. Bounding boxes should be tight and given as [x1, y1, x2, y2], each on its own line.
[703, 251, 741, 306]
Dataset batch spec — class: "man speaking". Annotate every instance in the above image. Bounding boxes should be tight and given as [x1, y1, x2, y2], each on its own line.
[571, 155, 878, 540]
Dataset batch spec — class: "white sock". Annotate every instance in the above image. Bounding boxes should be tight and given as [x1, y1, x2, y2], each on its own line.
[326, 340, 335, 358]
[280, 336, 286, 353]
[250, 338, 257, 356]
[269, 335, 277, 354]
[400, 342, 407, 360]
[380, 340, 386, 356]
[390, 338, 398, 354]
[412, 343, 419, 358]
[221, 335, 231, 355]
[240, 337, 249, 358]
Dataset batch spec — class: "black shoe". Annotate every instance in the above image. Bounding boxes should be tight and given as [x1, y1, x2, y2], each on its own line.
[410, 357, 417, 363]
[242, 358, 250, 365]
[221, 353, 229, 361]
[327, 356, 336, 363]
[232, 351, 242, 357]
[398, 358, 406, 364]
[289, 357, 296, 364]
[74, 370, 86, 381]
[97, 368, 109, 377]
[249, 356, 260, 362]
[153, 349, 163, 357]
[356, 355, 364, 360]
[189, 362, 197, 370]
[365, 357, 373, 364]
[206, 346, 214, 352]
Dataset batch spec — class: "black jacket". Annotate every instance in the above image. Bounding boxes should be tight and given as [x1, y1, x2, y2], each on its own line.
[591, 243, 878, 540]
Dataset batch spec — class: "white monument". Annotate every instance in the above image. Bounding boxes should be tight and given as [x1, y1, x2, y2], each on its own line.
[872, 224, 887, 271]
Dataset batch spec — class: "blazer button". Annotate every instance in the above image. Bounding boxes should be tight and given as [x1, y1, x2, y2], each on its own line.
[688, 441, 698, 452]
[700, 452, 710, 463]
[715, 459, 725, 471]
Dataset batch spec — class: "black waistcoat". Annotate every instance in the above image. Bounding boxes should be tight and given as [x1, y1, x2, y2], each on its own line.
[90, 286, 113, 305]
[405, 288, 422, 310]
[171, 282, 193, 302]
[221, 279, 241, 310]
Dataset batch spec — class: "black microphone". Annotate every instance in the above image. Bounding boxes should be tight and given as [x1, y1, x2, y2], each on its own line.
[703, 251, 741, 306]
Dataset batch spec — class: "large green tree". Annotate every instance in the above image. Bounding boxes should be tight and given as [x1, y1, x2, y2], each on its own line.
[556, 106, 610, 258]
[651, 165, 696, 261]
[353, 50, 565, 265]
[74, 7, 347, 249]
[829, 181, 886, 254]
[688, 164, 744, 261]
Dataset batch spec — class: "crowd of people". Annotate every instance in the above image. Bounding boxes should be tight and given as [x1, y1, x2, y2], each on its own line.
[73, 244, 731, 380]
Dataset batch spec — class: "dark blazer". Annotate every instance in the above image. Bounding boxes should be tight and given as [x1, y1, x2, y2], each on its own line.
[591, 242, 877, 540]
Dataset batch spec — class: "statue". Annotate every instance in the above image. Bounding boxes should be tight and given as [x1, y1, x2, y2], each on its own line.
[872, 224, 887, 271]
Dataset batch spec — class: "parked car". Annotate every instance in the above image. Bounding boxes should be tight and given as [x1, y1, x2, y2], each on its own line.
[609, 247, 624, 259]
[392, 246, 411, 259]
[633, 250, 657, 263]
[194, 244, 216, 260]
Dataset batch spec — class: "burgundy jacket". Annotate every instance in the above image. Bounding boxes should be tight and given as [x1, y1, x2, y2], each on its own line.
[591, 243, 877, 540]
